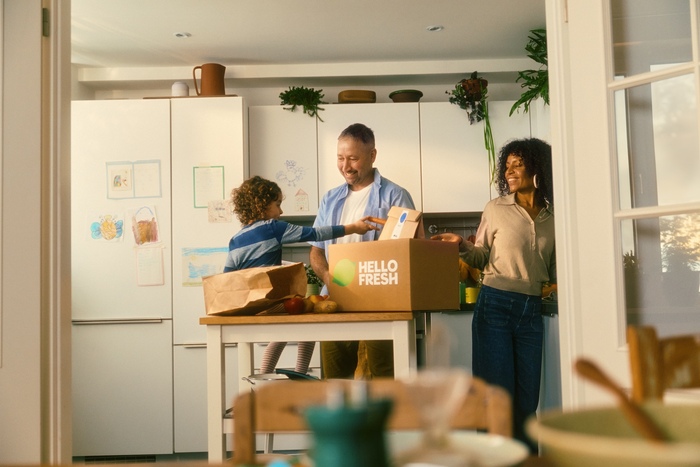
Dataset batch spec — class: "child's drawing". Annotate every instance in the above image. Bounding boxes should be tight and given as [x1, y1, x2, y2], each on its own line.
[90, 214, 124, 242]
[182, 247, 229, 286]
[131, 205, 160, 245]
[276, 160, 305, 187]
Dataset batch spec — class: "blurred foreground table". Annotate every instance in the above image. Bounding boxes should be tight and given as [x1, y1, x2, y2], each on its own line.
[200, 311, 417, 462]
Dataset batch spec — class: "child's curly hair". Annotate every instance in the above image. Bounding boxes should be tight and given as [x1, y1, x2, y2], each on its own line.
[232, 176, 283, 224]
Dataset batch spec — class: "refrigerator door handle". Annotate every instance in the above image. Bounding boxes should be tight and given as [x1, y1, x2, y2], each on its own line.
[72, 318, 164, 325]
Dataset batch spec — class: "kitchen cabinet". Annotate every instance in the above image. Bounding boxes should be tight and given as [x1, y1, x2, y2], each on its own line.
[173, 342, 320, 453]
[420, 101, 531, 213]
[427, 311, 473, 370]
[317, 103, 423, 211]
[173, 345, 239, 453]
[249, 106, 319, 216]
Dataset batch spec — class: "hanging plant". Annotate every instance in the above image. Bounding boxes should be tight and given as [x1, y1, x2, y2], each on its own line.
[510, 28, 549, 116]
[446, 72, 497, 184]
[279, 86, 327, 121]
[446, 71, 487, 124]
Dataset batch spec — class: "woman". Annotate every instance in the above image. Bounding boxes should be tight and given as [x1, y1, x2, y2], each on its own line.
[432, 138, 556, 453]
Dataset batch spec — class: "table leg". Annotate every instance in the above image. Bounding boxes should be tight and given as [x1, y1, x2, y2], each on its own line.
[206, 325, 226, 462]
[237, 342, 255, 395]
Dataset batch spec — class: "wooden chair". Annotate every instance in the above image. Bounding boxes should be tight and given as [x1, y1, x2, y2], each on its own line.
[627, 325, 700, 403]
[232, 377, 512, 466]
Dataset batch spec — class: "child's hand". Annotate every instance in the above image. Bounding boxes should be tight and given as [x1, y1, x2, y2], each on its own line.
[346, 216, 380, 235]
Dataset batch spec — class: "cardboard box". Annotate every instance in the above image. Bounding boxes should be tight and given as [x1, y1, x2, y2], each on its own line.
[328, 238, 459, 312]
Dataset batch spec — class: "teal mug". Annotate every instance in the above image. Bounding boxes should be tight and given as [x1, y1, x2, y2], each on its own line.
[304, 399, 393, 467]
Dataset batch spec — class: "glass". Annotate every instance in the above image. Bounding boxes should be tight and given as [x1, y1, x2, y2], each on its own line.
[622, 216, 700, 337]
[611, 0, 692, 77]
[615, 75, 700, 209]
[394, 368, 474, 467]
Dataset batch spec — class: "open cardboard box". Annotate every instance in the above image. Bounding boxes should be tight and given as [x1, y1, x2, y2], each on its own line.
[328, 207, 459, 312]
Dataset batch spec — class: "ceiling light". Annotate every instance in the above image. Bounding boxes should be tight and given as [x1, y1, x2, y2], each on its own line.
[173, 32, 192, 39]
[426, 25, 444, 32]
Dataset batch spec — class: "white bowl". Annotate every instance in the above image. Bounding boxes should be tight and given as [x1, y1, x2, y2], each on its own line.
[389, 431, 528, 467]
[528, 402, 700, 467]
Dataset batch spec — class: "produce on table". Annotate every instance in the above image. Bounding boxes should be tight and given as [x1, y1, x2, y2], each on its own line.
[283, 296, 305, 315]
[302, 298, 314, 314]
[313, 300, 338, 314]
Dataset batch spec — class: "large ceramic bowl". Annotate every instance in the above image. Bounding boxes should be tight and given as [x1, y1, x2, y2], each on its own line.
[528, 403, 700, 467]
[389, 89, 423, 102]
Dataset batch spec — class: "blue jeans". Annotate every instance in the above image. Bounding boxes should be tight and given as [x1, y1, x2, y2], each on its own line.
[472, 285, 543, 453]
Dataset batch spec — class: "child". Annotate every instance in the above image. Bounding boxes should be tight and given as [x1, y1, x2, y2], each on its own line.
[225, 175, 378, 374]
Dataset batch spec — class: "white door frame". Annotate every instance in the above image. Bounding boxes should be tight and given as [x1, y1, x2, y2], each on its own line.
[546, 0, 628, 408]
[0, 0, 71, 462]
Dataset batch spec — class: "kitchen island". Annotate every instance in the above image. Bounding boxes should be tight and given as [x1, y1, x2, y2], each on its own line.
[200, 311, 417, 462]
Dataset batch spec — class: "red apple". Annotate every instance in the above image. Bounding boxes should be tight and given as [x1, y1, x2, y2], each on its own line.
[283, 297, 305, 315]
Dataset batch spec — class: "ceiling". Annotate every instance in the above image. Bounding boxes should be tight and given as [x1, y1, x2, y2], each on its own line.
[72, 0, 547, 91]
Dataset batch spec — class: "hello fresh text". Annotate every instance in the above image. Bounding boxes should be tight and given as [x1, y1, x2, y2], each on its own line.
[358, 260, 399, 285]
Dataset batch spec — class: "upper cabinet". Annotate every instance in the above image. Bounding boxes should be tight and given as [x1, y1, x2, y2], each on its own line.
[420, 102, 491, 213]
[249, 106, 319, 216]
[317, 103, 423, 211]
[420, 101, 532, 213]
[248, 100, 547, 216]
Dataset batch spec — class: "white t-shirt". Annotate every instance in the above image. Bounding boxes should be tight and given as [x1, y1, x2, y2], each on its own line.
[335, 184, 371, 244]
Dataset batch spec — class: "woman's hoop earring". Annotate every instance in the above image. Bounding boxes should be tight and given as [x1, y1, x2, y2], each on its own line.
[533, 174, 539, 189]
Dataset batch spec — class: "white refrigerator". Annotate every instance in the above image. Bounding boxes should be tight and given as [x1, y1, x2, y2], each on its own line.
[71, 97, 247, 456]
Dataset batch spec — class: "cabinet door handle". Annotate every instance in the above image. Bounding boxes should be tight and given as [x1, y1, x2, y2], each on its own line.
[72, 318, 164, 325]
[181, 343, 238, 349]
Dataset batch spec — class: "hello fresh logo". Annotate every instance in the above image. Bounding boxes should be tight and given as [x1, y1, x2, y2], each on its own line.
[332, 258, 400, 287]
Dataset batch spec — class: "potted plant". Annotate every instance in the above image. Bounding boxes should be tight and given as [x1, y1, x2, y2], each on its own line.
[446, 71, 497, 184]
[510, 28, 549, 116]
[305, 263, 324, 297]
[279, 85, 327, 121]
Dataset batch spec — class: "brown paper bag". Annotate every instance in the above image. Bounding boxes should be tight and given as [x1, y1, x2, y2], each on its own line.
[202, 262, 306, 316]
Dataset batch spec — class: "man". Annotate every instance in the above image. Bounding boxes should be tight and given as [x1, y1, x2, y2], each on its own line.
[309, 123, 416, 378]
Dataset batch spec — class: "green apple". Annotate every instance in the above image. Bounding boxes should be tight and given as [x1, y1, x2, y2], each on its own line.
[332, 258, 356, 287]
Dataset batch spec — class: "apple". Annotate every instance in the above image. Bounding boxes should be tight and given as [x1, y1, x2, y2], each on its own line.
[283, 297, 305, 315]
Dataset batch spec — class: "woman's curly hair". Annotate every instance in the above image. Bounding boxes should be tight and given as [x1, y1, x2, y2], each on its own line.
[231, 176, 283, 224]
[494, 137, 553, 207]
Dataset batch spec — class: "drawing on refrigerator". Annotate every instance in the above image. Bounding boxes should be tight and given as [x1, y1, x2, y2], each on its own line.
[89, 213, 125, 242]
[131, 205, 160, 245]
[181, 247, 229, 286]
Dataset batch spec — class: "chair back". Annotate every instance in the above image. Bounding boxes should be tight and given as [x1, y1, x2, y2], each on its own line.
[627, 325, 700, 402]
[232, 376, 511, 465]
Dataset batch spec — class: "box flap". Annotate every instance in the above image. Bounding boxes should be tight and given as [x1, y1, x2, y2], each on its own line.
[379, 206, 425, 240]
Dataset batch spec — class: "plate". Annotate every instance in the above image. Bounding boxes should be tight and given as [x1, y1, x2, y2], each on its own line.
[388, 431, 529, 467]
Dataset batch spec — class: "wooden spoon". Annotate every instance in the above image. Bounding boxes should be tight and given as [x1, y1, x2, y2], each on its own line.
[574, 358, 668, 442]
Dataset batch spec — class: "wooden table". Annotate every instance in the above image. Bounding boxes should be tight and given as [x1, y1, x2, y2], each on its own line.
[200, 311, 417, 462]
